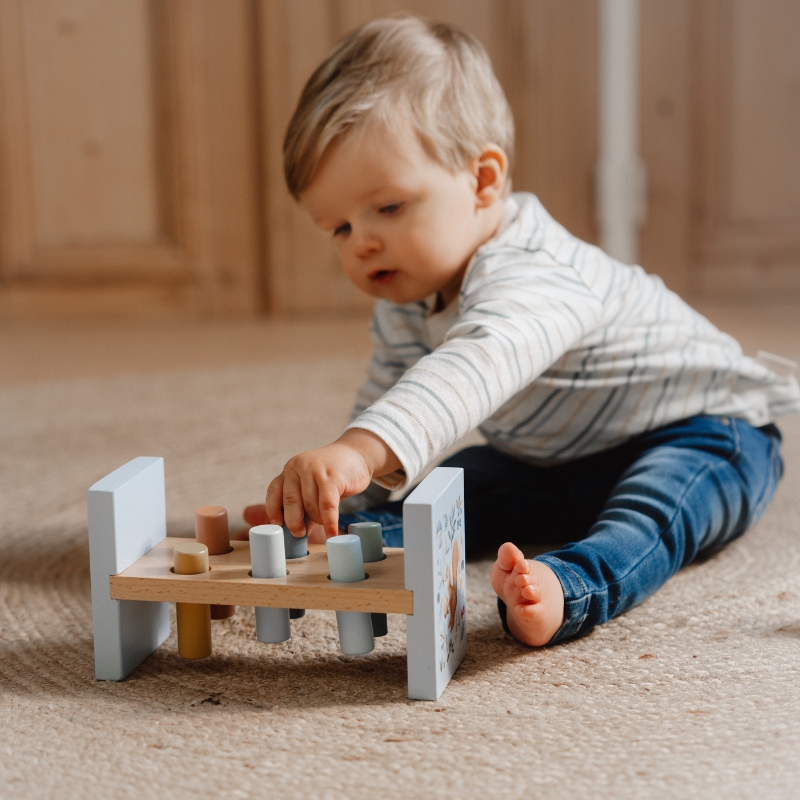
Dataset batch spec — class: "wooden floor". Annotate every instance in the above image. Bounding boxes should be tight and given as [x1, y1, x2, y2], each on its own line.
[1, 299, 798, 389]
[0, 312, 373, 388]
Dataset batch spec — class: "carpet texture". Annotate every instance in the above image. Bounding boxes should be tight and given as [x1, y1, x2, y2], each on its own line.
[1, 355, 800, 799]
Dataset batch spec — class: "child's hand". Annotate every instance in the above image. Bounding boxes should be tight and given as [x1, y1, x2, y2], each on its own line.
[266, 429, 400, 540]
[240, 503, 325, 543]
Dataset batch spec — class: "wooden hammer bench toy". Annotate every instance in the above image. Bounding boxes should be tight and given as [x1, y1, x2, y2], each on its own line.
[87, 457, 466, 700]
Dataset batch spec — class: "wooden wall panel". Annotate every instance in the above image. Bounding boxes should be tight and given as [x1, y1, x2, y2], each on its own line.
[22, 0, 159, 248]
[516, 0, 598, 244]
[641, 0, 800, 299]
[6, 0, 794, 317]
[0, 0, 261, 318]
[694, 0, 800, 296]
[726, 1, 800, 222]
[259, 0, 354, 315]
[201, 1, 264, 315]
[639, 0, 692, 296]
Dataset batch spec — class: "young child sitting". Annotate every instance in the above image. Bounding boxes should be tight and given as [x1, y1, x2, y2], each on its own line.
[254, 16, 798, 647]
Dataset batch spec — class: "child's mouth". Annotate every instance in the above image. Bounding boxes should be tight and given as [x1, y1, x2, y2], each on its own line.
[369, 269, 397, 285]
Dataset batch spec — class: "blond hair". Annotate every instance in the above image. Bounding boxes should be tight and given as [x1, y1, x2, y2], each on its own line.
[283, 16, 514, 198]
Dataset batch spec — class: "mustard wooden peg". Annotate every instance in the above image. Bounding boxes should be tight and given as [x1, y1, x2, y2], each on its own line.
[174, 542, 212, 659]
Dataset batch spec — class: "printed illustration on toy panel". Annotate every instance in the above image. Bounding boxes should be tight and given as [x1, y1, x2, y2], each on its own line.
[435, 493, 466, 674]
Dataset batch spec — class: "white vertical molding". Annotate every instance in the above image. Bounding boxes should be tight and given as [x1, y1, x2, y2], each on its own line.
[597, 0, 646, 265]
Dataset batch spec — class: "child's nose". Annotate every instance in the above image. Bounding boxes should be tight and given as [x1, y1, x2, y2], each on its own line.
[352, 230, 382, 259]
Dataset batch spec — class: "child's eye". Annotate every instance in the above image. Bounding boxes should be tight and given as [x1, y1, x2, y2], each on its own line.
[379, 203, 402, 215]
[333, 222, 351, 237]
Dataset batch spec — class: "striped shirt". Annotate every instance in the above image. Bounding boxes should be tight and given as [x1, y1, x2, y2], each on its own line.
[346, 192, 800, 490]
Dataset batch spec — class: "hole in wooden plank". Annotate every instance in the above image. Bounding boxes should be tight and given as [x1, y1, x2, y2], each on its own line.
[247, 570, 291, 578]
[170, 567, 213, 574]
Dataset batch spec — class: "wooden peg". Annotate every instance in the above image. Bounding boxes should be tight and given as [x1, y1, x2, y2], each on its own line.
[283, 524, 308, 618]
[195, 506, 235, 620]
[349, 522, 388, 636]
[327, 535, 374, 656]
[249, 525, 291, 643]
[174, 542, 212, 659]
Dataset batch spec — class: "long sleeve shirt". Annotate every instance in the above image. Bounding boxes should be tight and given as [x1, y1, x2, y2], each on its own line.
[346, 192, 800, 490]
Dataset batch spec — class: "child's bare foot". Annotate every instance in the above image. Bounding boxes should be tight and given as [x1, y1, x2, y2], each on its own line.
[490, 542, 565, 646]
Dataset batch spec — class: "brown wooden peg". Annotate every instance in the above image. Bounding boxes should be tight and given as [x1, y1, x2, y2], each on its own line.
[195, 505, 235, 620]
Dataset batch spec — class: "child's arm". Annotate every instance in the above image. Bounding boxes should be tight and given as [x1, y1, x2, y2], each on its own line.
[265, 428, 401, 539]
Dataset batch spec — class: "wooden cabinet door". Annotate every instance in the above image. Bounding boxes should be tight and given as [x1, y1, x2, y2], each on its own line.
[1, 0, 599, 318]
[641, 0, 800, 298]
[0, 0, 262, 317]
[694, 0, 800, 297]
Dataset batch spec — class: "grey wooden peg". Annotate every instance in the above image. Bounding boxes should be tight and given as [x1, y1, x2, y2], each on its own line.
[249, 525, 291, 643]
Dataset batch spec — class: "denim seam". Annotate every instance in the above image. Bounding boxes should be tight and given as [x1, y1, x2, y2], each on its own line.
[536, 555, 589, 600]
[750, 436, 783, 523]
[727, 417, 741, 461]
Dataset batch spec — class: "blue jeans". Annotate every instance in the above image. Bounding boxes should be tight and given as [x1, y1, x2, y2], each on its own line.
[339, 415, 784, 644]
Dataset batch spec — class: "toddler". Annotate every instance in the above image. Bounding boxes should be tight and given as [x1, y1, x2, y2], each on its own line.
[256, 17, 797, 647]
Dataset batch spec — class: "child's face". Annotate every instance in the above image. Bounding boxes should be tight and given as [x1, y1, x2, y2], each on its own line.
[300, 123, 498, 307]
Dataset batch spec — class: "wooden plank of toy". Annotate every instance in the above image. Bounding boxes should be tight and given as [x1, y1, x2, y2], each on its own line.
[110, 540, 412, 614]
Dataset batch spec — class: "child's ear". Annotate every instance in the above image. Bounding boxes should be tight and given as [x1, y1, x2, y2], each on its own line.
[473, 145, 508, 208]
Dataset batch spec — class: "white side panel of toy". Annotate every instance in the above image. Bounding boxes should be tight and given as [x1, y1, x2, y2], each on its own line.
[87, 457, 170, 680]
[404, 467, 466, 701]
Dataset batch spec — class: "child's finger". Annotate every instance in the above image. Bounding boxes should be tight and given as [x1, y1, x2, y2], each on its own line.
[282, 471, 307, 536]
[265, 475, 285, 525]
[298, 472, 322, 529]
[243, 504, 268, 526]
[317, 482, 341, 538]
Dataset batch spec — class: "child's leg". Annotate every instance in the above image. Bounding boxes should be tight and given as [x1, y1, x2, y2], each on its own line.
[340, 441, 641, 552]
[494, 416, 784, 646]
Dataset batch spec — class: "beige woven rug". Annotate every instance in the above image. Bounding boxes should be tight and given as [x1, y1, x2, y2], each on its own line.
[2, 335, 800, 798]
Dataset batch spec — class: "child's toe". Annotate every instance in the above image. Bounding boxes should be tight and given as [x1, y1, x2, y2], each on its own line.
[513, 601, 539, 618]
[496, 542, 524, 571]
[511, 556, 530, 577]
[519, 584, 539, 603]
[514, 572, 532, 588]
